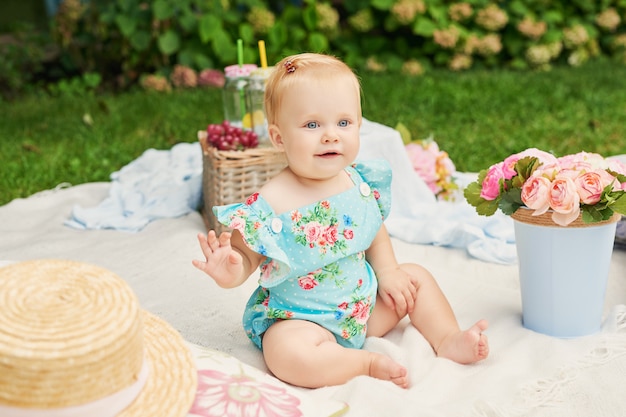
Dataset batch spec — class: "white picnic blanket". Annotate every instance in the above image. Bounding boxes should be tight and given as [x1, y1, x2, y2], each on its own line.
[1, 182, 625, 417]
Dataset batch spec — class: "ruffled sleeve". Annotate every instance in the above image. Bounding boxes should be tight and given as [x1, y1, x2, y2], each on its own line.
[352, 159, 392, 220]
[213, 194, 292, 287]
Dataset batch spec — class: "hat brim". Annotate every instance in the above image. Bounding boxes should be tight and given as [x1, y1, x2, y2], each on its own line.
[120, 311, 197, 417]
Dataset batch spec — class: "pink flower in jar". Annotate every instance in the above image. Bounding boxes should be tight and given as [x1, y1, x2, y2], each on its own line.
[608, 158, 626, 176]
[548, 176, 581, 226]
[516, 148, 559, 165]
[574, 171, 605, 205]
[480, 162, 504, 200]
[502, 155, 520, 179]
[521, 175, 552, 215]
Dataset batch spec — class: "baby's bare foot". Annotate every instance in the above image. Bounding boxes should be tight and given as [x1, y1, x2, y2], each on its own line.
[369, 353, 409, 388]
[437, 319, 489, 364]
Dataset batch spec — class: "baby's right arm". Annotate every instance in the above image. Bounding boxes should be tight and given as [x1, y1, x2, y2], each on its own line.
[192, 229, 263, 288]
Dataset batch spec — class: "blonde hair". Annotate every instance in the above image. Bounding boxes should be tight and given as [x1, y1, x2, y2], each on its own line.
[264, 53, 362, 125]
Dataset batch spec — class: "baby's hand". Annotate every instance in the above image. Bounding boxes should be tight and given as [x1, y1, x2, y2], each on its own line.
[377, 267, 419, 316]
[192, 231, 244, 288]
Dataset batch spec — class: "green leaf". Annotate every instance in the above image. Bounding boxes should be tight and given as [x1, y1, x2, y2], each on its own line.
[308, 32, 328, 52]
[179, 12, 197, 33]
[395, 122, 412, 144]
[158, 30, 181, 55]
[499, 189, 522, 216]
[268, 22, 288, 47]
[238, 24, 255, 44]
[543, 11, 564, 24]
[611, 193, 626, 216]
[199, 15, 222, 43]
[413, 17, 437, 37]
[115, 15, 136, 37]
[508, 0, 529, 16]
[152, 0, 173, 21]
[130, 30, 151, 51]
[371, 0, 395, 11]
[212, 32, 236, 63]
[303, 4, 317, 31]
[428, 5, 448, 24]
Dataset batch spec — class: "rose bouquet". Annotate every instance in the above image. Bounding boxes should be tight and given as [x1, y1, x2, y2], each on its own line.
[464, 148, 626, 226]
[405, 138, 458, 201]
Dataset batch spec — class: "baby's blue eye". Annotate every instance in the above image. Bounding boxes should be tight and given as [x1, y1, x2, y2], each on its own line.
[306, 121, 319, 129]
[338, 120, 349, 127]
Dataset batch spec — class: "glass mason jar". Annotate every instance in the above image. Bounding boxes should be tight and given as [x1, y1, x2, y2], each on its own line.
[222, 64, 257, 129]
[245, 67, 275, 146]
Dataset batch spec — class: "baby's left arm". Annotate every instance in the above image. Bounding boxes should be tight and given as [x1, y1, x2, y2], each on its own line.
[366, 225, 420, 316]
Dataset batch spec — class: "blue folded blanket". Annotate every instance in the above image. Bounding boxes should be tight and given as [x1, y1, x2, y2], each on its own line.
[65, 142, 203, 232]
[66, 119, 517, 264]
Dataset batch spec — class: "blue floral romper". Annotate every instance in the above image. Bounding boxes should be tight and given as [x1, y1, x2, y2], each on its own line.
[214, 160, 391, 350]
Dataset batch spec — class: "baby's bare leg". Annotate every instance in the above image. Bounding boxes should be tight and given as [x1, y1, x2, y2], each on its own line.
[401, 264, 489, 363]
[262, 319, 409, 389]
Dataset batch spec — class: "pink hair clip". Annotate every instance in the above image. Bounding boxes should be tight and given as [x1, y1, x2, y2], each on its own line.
[284, 60, 296, 73]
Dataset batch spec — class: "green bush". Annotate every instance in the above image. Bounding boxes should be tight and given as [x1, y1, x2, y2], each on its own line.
[3, 0, 626, 97]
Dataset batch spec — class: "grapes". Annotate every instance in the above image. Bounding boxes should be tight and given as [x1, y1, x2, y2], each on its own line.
[205, 120, 259, 151]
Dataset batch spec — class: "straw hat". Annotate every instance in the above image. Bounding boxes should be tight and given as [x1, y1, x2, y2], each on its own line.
[0, 259, 197, 417]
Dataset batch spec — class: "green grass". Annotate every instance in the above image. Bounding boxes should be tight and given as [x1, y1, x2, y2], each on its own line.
[2, 58, 626, 206]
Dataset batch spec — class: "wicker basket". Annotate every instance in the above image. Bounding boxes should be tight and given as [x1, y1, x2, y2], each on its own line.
[199, 135, 287, 233]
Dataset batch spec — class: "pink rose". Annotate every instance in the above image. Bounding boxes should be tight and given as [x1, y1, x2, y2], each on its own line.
[574, 171, 605, 205]
[596, 169, 622, 192]
[324, 225, 338, 245]
[480, 162, 504, 200]
[502, 155, 520, 179]
[343, 229, 354, 239]
[337, 301, 349, 310]
[245, 192, 259, 205]
[351, 300, 371, 325]
[303, 222, 322, 243]
[608, 158, 626, 176]
[534, 162, 561, 181]
[516, 148, 558, 165]
[228, 216, 246, 234]
[298, 275, 318, 290]
[521, 175, 551, 215]
[548, 176, 581, 226]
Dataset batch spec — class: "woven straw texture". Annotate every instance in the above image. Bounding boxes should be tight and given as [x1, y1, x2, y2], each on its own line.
[120, 312, 197, 417]
[200, 138, 286, 233]
[0, 259, 196, 417]
[511, 208, 622, 228]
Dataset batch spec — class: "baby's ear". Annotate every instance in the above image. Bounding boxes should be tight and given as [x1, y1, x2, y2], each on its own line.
[268, 124, 284, 150]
